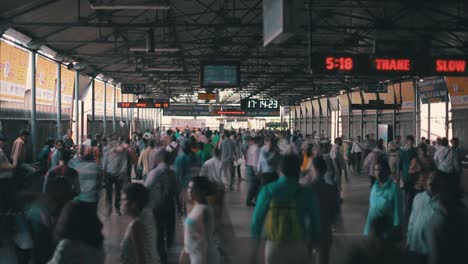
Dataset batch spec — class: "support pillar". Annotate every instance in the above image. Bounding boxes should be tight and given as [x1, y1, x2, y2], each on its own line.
[56, 62, 62, 139]
[112, 85, 116, 134]
[428, 102, 431, 139]
[91, 78, 95, 121]
[103, 82, 107, 136]
[74, 71, 79, 145]
[30, 51, 37, 161]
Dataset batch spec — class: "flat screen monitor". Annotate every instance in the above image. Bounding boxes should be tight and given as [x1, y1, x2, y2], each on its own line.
[201, 63, 240, 88]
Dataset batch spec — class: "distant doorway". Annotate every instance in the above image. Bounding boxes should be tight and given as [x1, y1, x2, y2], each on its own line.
[420, 101, 452, 142]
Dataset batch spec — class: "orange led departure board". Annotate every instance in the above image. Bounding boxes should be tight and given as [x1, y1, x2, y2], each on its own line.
[118, 101, 170, 108]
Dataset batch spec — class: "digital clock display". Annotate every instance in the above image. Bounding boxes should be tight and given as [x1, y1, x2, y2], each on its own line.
[325, 57, 354, 71]
[241, 99, 279, 110]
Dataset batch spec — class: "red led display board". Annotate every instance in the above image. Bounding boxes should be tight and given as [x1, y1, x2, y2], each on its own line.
[435, 59, 466, 73]
[118, 102, 170, 108]
[374, 58, 411, 72]
[215, 110, 246, 115]
[325, 57, 354, 71]
[313, 54, 468, 76]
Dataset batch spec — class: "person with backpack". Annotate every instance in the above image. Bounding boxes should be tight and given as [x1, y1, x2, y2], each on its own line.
[144, 149, 178, 264]
[250, 145, 321, 264]
[43, 150, 80, 216]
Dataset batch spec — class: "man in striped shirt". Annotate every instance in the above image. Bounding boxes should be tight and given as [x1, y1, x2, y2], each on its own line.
[69, 145, 102, 212]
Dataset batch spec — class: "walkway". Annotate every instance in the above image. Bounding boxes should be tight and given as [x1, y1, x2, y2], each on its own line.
[102, 169, 371, 264]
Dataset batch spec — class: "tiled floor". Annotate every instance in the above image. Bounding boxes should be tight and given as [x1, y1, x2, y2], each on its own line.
[101, 168, 371, 264]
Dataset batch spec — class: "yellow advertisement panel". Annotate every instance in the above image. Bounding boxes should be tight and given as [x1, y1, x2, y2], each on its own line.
[94, 80, 105, 113]
[401, 81, 414, 110]
[445, 77, 468, 109]
[36, 55, 57, 105]
[61, 67, 75, 108]
[0, 40, 29, 103]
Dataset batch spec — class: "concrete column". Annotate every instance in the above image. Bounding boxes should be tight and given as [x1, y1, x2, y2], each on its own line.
[112, 85, 116, 134]
[103, 82, 107, 136]
[91, 78, 95, 121]
[56, 62, 62, 139]
[30, 51, 37, 161]
[74, 71, 79, 145]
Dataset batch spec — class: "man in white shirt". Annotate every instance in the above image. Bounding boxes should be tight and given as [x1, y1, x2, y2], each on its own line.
[245, 137, 260, 206]
[351, 136, 363, 172]
[434, 138, 460, 195]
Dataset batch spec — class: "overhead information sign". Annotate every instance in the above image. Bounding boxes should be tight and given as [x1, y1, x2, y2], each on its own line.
[118, 99, 170, 108]
[121, 83, 149, 94]
[364, 83, 388, 93]
[418, 77, 448, 104]
[198, 93, 216, 100]
[201, 63, 240, 88]
[312, 54, 468, 76]
[241, 99, 279, 110]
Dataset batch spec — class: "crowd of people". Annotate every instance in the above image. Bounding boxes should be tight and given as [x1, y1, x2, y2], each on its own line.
[0, 126, 467, 264]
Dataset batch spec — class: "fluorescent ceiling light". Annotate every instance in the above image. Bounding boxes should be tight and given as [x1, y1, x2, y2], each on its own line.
[2, 28, 32, 44]
[130, 47, 180, 52]
[144, 68, 183, 72]
[39, 45, 58, 58]
[294, 87, 313, 90]
[159, 80, 189, 83]
[90, 4, 171, 10]
[154, 48, 180, 52]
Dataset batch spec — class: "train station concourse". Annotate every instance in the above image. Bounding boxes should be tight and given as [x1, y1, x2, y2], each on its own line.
[1, 1, 468, 264]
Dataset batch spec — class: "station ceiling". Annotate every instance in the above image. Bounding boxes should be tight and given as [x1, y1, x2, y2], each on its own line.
[1, 0, 467, 104]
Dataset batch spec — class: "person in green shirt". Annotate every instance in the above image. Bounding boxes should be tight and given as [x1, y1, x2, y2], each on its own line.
[195, 142, 208, 166]
[364, 158, 402, 237]
[212, 131, 220, 146]
[203, 140, 214, 161]
[250, 145, 321, 264]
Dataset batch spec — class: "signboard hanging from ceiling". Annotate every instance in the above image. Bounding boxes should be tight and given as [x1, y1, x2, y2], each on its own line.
[121, 83, 149, 94]
[200, 62, 240, 88]
[418, 77, 448, 104]
[263, 0, 299, 47]
[445, 77, 468, 109]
